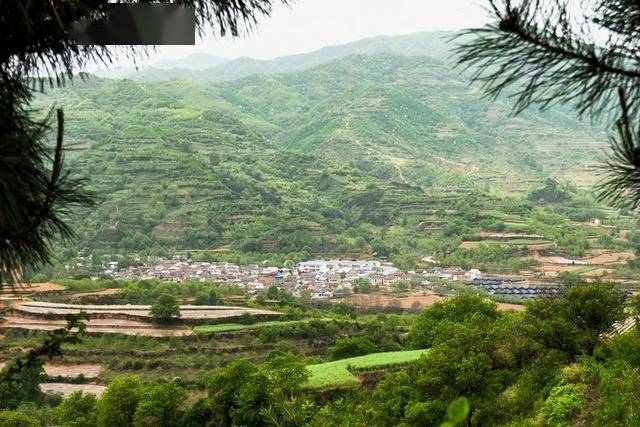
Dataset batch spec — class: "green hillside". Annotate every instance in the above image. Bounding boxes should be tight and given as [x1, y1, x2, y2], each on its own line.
[33, 41, 616, 267]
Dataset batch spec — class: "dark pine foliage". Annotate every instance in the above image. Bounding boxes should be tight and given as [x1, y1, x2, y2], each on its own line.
[455, 0, 640, 208]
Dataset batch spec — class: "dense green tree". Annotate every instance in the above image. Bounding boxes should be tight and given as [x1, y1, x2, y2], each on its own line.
[528, 178, 576, 204]
[178, 398, 214, 427]
[206, 354, 309, 426]
[207, 360, 255, 425]
[194, 288, 219, 305]
[150, 294, 181, 324]
[257, 285, 294, 304]
[0, 363, 44, 410]
[525, 283, 627, 356]
[353, 278, 375, 294]
[95, 376, 142, 427]
[132, 381, 187, 427]
[53, 391, 97, 427]
[0, 410, 39, 427]
[407, 295, 498, 349]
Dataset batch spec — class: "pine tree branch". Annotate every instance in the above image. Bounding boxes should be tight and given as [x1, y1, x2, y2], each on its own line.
[596, 88, 640, 208]
[455, 0, 640, 118]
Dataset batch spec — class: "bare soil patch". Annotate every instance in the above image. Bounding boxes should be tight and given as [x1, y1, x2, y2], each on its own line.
[534, 255, 585, 265]
[0, 315, 192, 337]
[496, 303, 526, 312]
[45, 364, 103, 378]
[343, 292, 524, 312]
[581, 268, 612, 277]
[0, 362, 103, 378]
[344, 293, 444, 309]
[460, 240, 554, 251]
[40, 383, 106, 397]
[14, 302, 279, 320]
[538, 265, 586, 274]
[526, 242, 556, 251]
[71, 288, 120, 300]
[537, 251, 634, 266]
[0, 282, 65, 295]
[459, 241, 480, 249]
[476, 232, 545, 239]
[584, 251, 635, 265]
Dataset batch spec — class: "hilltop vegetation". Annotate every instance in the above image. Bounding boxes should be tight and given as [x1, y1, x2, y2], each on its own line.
[97, 31, 457, 82]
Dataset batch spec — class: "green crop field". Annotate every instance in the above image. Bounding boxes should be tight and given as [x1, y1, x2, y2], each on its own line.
[573, 266, 597, 274]
[305, 349, 428, 389]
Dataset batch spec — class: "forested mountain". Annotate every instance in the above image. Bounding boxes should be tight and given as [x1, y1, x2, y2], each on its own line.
[36, 33, 609, 263]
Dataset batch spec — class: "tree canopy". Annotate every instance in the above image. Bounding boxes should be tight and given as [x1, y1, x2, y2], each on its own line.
[150, 293, 181, 323]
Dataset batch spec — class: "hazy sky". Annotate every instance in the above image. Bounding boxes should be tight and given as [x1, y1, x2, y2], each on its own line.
[102, 0, 489, 69]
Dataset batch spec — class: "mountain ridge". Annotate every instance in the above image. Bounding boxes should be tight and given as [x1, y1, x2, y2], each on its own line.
[96, 31, 457, 82]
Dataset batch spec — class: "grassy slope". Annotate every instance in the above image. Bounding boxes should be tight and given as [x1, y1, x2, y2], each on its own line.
[305, 349, 428, 389]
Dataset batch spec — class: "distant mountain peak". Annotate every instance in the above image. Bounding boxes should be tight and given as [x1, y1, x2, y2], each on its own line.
[107, 31, 461, 83]
[153, 53, 229, 70]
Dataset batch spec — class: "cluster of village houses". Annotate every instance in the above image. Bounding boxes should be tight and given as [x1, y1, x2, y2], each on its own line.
[105, 258, 423, 299]
[103, 257, 517, 300]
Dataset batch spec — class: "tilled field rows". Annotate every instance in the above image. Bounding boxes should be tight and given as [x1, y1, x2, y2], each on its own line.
[0, 362, 103, 378]
[14, 302, 280, 320]
[0, 315, 193, 336]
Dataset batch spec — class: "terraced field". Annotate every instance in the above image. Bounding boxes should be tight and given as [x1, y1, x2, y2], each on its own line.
[0, 363, 103, 378]
[1, 302, 282, 336]
[305, 349, 428, 389]
[12, 302, 279, 320]
[40, 383, 106, 397]
[0, 316, 193, 336]
[193, 319, 336, 334]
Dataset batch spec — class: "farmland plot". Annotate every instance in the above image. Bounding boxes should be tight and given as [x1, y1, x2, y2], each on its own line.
[40, 383, 106, 397]
[0, 315, 193, 336]
[12, 302, 280, 320]
[305, 349, 428, 389]
[0, 363, 103, 378]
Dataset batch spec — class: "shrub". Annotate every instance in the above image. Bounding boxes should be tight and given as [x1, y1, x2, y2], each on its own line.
[150, 294, 181, 324]
[539, 383, 586, 426]
[29, 273, 48, 283]
[95, 376, 142, 427]
[0, 410, 39, 427]
[407, 295, 498, 349]
[329, 336, 379, 361]
[53, 391, 97, 427]
[237, 312, 255, 325]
